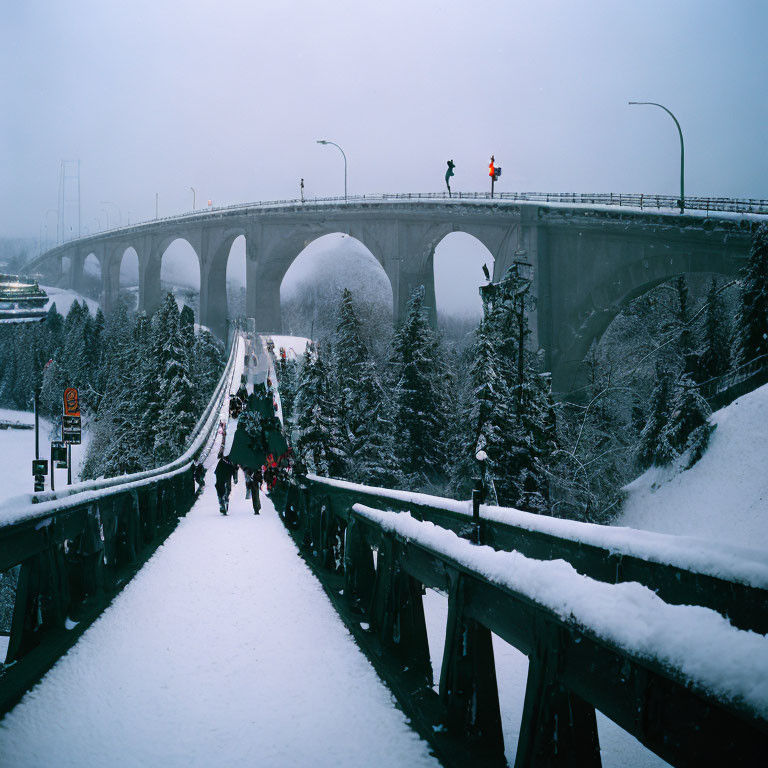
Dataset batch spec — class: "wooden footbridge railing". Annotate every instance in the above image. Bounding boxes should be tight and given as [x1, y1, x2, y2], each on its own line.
[0, 329, 239, 716]
[276, 475, 768, 768]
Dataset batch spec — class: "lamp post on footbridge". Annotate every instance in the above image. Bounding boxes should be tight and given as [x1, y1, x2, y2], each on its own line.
[629, 101, 685, 213]
[316, 139, 347, 200]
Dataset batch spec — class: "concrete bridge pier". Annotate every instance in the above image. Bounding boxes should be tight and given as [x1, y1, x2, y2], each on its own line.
[245, 229, 283, 334]
[139, 241, 163, 316]
[199, 229, 242, 340]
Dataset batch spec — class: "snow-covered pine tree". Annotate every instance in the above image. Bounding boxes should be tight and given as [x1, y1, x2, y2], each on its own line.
[698, 277, 731, 381]
[484, 264, 556, 512]
[737, 223, 768, 363]
[453, 317, 507, 500]
[294, 341, 345, 476]
[191, 328, 225, 412]
[331, 288, 392, 480]
[154, 294, 196, 464]
[391, 288, 449, 486]
[663, 373, 714, 469]
[635, 363, 674, 470]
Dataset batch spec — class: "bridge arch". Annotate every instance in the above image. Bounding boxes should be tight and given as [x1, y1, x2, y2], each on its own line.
[80, 253, 102, 300]
[433, 232, 494, 324]
[554, 251, 742, 394]
[140, 236, 202, 320]
[279, 233, 393, 339]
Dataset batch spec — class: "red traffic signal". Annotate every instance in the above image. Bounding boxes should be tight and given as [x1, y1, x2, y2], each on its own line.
[489, 155, 495, 177]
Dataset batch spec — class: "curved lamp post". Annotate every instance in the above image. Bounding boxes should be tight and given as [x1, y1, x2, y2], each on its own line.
[317, 139, 347, 200]
[629, 101, 685, 213]
[191, 187, 196, 210]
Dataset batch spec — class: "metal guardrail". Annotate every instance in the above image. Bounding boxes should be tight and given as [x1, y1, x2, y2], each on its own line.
[0, 328, 240, 716]
[699, 354, 768, 405]
[274, 478, 768, 767]
[28, 190, 768, 263]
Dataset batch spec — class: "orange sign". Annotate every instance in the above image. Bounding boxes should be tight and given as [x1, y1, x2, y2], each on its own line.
[63, 388, 80, 417]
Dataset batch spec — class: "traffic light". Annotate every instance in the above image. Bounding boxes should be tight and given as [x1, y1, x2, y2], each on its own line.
[489, 156, 495, 177]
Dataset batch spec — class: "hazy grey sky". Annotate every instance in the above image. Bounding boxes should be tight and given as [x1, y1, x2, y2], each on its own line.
[3, 0, 766, 239]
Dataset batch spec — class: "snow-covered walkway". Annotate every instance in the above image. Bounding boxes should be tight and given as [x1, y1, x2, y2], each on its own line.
[0, 346, 438, 767]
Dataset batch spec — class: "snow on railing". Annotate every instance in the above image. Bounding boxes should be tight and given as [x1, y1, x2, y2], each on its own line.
[0, 328, 240, 528]
[354, 503, 768, 719]
[305, 473, 768, 591]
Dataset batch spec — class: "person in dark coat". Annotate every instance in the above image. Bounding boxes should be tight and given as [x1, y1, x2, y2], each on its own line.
[244, 466, 263, 515]
[214, 457, 236, 514]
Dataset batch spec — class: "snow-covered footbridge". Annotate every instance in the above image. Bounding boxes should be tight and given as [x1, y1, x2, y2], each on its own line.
[1, 332, 767, 767]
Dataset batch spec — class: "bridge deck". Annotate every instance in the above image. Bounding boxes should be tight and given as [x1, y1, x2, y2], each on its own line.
[0, 361, 438, 767]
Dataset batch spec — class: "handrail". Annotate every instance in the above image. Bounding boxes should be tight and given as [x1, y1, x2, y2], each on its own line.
[699, 353, 768, 400]
[0, 329, 241, 716]
[342, 503, 768, 766]
[300, 473, 768, 634]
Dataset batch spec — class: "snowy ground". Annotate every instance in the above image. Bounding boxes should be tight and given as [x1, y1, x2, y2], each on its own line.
[619, 382, 768, 551]
[0, 410, 89, 502]
[0, 342, 438, 768]
[40, 285, 99, 315]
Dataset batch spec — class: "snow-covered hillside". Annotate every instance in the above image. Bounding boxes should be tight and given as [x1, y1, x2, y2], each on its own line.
[619, 382, 768, 551]
[40, 285, 99, 315]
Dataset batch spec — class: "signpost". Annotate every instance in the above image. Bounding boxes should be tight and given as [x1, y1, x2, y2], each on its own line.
[62, 388, 81, 485]
[50, 440, 67, 491]
[32, 458, 47, 493]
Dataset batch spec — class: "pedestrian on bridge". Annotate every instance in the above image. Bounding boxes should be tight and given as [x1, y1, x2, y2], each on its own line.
[214, 456, 236, 514]
[244, 466, 263, 514]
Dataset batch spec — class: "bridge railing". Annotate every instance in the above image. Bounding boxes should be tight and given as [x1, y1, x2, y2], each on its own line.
[699, 354, 768, 409]
[275, 475, 768, 766]
[0, 328, 240, 716]
[28, 190, 768, 263]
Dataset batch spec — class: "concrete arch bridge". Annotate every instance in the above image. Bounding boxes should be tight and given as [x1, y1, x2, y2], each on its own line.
[25, 195, 762, 392]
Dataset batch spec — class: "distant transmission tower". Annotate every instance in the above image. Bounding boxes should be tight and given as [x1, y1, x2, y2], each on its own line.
[58, 160, 81, 243]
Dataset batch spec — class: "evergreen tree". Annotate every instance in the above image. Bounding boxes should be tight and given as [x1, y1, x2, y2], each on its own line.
[294, 342, 345, 476]
[154, 295, 196, 463]
[483, 265, 557, 511]
[737, 223, 768, 362]
[391, 288, 449, 485]
[453, 318, 507, 500]
[332, 289, 393, 480]
[636, 364, 674, 470]
[664, 374, 714, 468]
[699, 277, 731, 381]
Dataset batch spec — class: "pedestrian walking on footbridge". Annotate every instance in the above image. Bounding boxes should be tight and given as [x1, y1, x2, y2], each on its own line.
[214, 456, 237, 514]
[244, 466, 263, 515]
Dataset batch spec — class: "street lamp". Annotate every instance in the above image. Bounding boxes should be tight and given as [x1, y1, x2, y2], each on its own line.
[101, 208, 110, 230]
[629, 101, 685, 213]
[101, 201, 122, 227]
[316, 140, 347, 200]
[190, 187, 196, 210]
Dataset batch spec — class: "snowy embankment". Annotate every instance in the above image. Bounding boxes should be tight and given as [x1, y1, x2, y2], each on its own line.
[619, 381, 768, 551]
[0, 410, 90, 503]
[40, 285, 98, 314]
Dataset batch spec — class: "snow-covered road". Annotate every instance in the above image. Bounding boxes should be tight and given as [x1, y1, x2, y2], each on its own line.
[0, 338, 438, 768]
